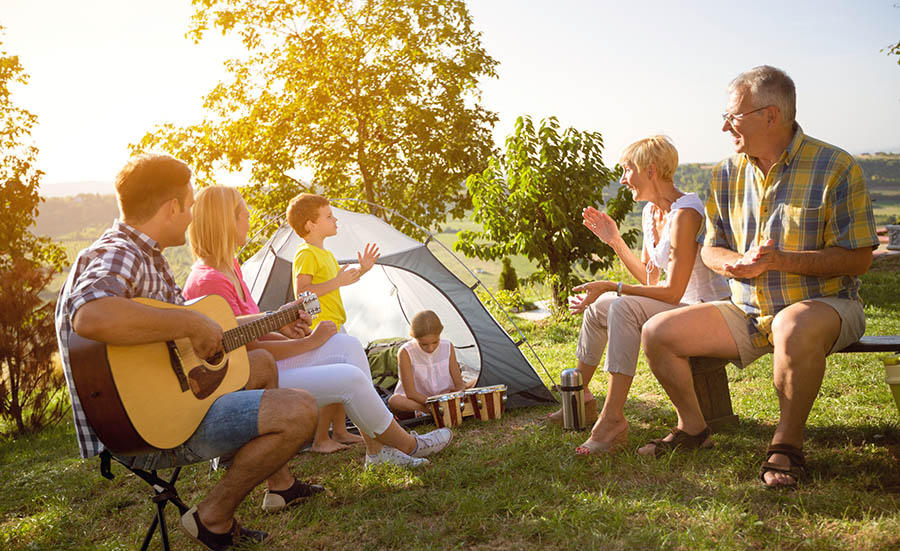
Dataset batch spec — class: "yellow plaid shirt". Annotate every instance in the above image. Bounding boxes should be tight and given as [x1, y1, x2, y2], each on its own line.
[704, 126, 878, 347]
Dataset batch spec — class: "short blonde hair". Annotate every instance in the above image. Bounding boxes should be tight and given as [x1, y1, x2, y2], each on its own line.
[619, 135, 679, 182]
[286, 193, 330, 237]
[189, 185, 244, 267]
[409, 310, 443, 339]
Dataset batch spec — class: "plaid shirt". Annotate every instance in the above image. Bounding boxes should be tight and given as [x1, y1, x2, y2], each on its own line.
[704, 126, 878, 348]
[55, 221, 184, 458]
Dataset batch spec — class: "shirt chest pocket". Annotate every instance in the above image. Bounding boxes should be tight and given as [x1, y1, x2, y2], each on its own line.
[766, 204, 825, 252]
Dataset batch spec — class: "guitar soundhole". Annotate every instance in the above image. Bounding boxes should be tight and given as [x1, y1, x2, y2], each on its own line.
[206, 350, 224, 365]
[188, 361, 230, 400]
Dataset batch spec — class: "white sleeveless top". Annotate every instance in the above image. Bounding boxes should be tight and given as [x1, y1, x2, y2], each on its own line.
[642, 193, 730, 305]
[394, 338, 455, 397]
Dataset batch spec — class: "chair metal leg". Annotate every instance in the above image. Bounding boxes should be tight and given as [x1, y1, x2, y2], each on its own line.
[140, 512, 161, 551]
[101, 453, 187, 551]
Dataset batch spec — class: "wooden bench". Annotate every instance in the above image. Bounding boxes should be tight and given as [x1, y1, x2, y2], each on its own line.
[691, 335, 900, 432]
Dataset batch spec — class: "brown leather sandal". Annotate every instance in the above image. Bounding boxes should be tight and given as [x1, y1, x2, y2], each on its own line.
[759, 443, 805, 489]
[646, 426, 713, 457]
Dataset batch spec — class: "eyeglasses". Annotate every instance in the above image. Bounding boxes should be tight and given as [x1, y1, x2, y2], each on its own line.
[721, 105, 769, 126]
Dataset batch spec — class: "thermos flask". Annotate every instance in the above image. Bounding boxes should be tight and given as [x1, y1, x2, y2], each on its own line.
[560, 368, 586, 430]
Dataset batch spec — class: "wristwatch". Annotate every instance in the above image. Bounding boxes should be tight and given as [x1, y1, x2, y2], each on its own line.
[616, 281, 623, 296]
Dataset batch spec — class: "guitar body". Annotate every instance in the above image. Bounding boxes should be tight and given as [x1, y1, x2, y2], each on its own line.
[69, 295, 250, 455]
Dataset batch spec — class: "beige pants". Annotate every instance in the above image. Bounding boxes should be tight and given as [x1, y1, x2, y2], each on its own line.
[576, 292, 686, 377]
[713, 296, 867, 369]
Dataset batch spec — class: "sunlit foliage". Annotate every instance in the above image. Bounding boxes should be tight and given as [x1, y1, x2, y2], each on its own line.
[134, 0, 499, 249]
[455, 116, 636, 311]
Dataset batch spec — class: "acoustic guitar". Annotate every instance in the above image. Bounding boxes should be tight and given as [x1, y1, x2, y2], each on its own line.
[68, 293, 321, 455]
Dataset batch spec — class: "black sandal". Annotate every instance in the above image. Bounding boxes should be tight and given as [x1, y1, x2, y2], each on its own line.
[759, 443, 805, 489]
[180, 505, 269, 551]
[647, 426, 713, 457]
[262, 478, 325, 512]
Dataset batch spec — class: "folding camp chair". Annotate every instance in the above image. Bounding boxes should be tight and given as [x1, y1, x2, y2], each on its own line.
[99, 450, 190, 551]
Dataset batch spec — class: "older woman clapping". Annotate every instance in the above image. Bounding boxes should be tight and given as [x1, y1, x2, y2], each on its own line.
[548, 136, 730, 456]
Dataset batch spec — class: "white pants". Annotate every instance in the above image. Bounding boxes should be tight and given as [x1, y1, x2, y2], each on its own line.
[276, 333, 392, 438]
[576, 292, 685, 377]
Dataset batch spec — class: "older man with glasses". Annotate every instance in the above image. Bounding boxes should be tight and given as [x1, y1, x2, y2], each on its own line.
[636, 65, 878, 488]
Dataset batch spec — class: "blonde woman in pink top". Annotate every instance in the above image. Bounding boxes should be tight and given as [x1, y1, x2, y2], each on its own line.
[184, 186, 453, 469]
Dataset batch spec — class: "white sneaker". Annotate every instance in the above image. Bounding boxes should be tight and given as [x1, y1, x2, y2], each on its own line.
[364, 446, 429, 469]
[410, 428, 452, 458]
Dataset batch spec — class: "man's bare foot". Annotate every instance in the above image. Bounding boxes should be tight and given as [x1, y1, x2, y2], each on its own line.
[759, 443, 805, 488]
[762, 454, 796, 487]
[310, 438, 349, 453]
[333, 431, 363, 445]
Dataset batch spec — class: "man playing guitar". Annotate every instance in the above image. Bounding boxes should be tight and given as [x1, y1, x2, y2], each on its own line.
[55, 153, 319, 550]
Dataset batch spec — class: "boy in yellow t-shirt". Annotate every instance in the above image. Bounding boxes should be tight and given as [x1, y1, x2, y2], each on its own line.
[286, 193, 380, 452]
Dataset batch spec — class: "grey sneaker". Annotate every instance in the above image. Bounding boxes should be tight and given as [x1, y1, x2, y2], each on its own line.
[410, 428, 452, 458]
[364, 446, 429, 469]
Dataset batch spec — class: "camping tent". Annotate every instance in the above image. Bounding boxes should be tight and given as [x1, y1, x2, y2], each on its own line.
[241, 203, 555, 408]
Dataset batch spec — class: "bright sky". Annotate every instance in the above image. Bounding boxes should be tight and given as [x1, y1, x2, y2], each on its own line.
[4, 0, 900, 192]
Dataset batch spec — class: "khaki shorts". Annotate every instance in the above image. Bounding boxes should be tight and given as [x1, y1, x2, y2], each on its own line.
[712, 297, 866, 368]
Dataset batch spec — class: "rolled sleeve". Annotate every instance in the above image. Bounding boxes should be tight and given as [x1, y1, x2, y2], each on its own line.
[67, 250, 140, 323]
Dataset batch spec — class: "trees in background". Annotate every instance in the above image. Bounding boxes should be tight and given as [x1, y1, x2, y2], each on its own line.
[134, 0, 498, 245]
[0, 27, 68, 436]
[455, 116, 636, 311]
[498, 258, 518, 292]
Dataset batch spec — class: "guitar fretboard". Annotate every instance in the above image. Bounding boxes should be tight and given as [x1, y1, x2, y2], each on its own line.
[222, 305, 301, 352]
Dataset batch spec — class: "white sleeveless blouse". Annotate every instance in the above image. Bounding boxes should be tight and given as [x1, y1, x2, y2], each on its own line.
[394, 338, 455, 397]
[642, 193, 730, 305]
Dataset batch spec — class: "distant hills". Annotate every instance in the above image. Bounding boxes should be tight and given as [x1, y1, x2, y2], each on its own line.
[34, 153, 900, 239]
[671, 153, 900, 226]
[40, 180, 116, 198]
[33, 193, 119, 239]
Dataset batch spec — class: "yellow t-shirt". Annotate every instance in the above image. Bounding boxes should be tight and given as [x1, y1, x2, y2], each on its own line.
[292, 243, 346, 329]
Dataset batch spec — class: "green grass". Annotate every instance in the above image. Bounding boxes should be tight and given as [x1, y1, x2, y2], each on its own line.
[6, 256, 900, 550]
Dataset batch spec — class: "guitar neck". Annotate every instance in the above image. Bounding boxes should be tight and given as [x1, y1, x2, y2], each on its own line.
[223, 305, 300, 352]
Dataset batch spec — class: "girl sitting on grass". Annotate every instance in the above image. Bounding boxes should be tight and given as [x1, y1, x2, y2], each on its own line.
[388, 310, 469, 417]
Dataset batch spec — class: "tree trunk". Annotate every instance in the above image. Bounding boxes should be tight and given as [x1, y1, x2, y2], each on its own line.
[549, 280, 564, 312]
[355, 117, 378, 216]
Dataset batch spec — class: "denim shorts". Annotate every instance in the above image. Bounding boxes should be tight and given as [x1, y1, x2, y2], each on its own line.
[115, 389, 263, 471]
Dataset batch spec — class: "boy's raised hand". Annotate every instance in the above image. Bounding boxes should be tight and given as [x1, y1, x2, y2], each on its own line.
[358, 243, 381, 273]
[335, 264, 361, 287]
